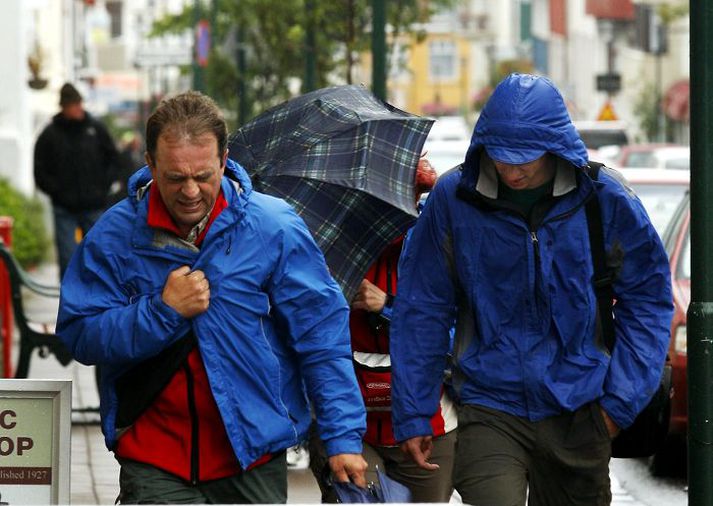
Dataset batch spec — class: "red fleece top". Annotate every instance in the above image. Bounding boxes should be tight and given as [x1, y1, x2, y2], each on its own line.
[116, 185, 269, 481]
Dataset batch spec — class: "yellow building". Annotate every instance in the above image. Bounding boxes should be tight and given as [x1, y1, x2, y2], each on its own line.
[357, 11, 475, 119]
[392, 31, 472, 117]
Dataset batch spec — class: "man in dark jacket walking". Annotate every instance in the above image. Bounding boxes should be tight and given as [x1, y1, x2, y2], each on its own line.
[390, 73, 673, 505]
[34, 82, 119, 278]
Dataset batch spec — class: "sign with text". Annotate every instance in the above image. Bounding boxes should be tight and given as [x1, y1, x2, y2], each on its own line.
[0, 380, 70, 505]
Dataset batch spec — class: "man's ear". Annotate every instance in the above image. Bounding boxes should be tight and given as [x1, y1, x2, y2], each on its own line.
[221, 149, 229, 169]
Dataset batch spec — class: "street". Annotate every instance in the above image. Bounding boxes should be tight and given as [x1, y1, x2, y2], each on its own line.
[610, 458, 687, 506]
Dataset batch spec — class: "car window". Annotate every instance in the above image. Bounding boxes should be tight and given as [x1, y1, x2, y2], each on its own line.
[663, 157, 690, 170]
[624, 152, 657, 168]
[579, 130, 629, 150]
[680, 228, 691, 280]
[629, 183, 689, 238]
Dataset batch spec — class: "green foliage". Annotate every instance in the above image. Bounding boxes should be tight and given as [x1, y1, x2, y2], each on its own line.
[149, 0, 457, 123]
[0, 179, 49, 268]
[657, 2, 688, 25]
[633, 82, 659, 142]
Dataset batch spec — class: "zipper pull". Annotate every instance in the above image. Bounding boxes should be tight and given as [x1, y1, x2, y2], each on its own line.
[530, 231, 538, 244]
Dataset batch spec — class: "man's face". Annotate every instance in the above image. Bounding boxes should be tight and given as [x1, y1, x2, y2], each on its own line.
[494, 155, 554, 190]
[62, 102, 85, 121]
[148, 132, 227, 236]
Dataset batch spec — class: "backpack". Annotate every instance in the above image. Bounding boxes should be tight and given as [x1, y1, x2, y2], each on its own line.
[585, 162, 673, 458]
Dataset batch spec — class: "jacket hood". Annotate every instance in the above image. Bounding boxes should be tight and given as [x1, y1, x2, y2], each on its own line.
[126, 158, 253, 203]
[465, 73, 588, 170]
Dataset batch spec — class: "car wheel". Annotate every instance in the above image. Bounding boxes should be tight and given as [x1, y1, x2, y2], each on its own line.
[648, 434, 687, 478]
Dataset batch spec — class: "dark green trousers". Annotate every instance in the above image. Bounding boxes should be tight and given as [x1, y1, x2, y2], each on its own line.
[453, 403, 612, 506]
[116, 453, 287, 504]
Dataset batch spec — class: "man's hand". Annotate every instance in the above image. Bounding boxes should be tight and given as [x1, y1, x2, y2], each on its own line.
[599, 405, 621, 438]
[162, 266, 210, 318]
[351, 279, 387, 312]
[400, 436, 439, 471]
[328, 453, 368, 488]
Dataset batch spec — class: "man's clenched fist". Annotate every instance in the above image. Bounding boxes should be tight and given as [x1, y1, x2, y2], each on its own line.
[162, 266, 210, 318]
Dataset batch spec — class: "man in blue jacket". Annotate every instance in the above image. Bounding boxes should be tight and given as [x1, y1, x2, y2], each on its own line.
[390, 73, 673, 505]
[57, 91, 367, 504]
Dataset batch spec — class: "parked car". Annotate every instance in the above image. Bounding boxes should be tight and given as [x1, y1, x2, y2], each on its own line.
[604, 168, 689, 476]
[575, 120, 632, 150]
[422, 139, 469, 176]
[425, 115, 470, 142]
[617, 168, 690, 238]
[421, 116, 471, 176]
[651, 188, 691, 477]
[615, 143, 690, 170]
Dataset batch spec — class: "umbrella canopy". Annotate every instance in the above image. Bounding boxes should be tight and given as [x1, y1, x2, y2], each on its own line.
[229, 84, 433, 301]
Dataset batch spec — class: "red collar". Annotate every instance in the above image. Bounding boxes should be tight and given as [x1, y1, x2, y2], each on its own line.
[147, 185, 228, 246]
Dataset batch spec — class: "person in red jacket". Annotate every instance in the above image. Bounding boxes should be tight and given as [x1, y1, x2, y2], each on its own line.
[309, 157, 457, 502]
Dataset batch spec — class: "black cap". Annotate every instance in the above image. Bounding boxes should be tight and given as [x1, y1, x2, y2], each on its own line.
[59, 83, 83, 106]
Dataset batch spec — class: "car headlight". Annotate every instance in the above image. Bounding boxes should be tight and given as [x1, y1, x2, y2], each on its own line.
[674, 325, 687, 355]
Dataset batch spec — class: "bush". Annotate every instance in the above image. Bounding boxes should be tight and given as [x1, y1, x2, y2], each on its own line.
[0, 178, 50, 268]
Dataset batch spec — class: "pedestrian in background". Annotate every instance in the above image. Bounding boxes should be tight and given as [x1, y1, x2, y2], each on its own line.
[390, 73, 673, 506]
[33, 82, 120, 278]
[106, 130, 145, 207]
[57, 91, 367, 504]
[309, 157, 457, 503]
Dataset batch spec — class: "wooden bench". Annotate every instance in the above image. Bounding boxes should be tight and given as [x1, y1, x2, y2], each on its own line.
[0, 240, 73, 378]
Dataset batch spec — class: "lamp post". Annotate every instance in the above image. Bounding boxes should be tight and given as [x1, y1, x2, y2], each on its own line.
[371, 0, 386, 100]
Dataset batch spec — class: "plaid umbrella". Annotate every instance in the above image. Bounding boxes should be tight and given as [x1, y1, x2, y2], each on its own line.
[229, 84, 433, 302]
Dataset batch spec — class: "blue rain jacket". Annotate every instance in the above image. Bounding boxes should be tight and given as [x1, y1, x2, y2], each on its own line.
[57, 159, 366, 467]
[390, 74, 673, 441]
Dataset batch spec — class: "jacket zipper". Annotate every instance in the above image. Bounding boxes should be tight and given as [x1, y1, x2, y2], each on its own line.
[184, 362, 200, 485]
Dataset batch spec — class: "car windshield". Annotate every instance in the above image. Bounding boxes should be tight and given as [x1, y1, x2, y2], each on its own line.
[629, 183, 689, 238]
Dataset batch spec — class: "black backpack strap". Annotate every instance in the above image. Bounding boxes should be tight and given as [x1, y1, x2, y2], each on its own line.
[584, 162, 616, 354]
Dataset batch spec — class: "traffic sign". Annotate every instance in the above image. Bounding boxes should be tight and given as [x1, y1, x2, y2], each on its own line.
[597, 101, 618, 121]
[596, 73, 622, 93]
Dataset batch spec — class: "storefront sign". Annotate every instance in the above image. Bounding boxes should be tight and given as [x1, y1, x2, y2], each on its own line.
[0, 380, 70, 504]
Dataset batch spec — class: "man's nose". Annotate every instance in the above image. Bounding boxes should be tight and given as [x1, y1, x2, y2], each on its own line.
[182, 179, 200, 197]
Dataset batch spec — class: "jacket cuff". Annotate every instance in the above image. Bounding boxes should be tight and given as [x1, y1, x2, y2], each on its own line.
[322, 432, 364, 457]
[393, 417, 434, 443]
[379, 302, 393, 321]
[149, 293, 184, 329]
[599, 395, 637, 429]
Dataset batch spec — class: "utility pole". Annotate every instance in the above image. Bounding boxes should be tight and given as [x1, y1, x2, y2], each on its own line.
[192, 0, 206, 92]
[371, 0, 386, 100]
[235, 22, 248, 125]
[688, 0, 713, 504]
[303, 0, 317, 93]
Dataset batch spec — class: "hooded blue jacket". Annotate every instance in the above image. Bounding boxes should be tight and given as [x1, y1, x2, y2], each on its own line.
[57, 159, 366, 467]
[390, 74, 673, 441]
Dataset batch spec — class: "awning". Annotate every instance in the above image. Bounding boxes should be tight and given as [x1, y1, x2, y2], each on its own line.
[663, 79, 690, 122]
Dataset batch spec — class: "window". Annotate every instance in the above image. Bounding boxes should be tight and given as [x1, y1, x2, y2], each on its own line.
[429, 40, 456, 81]
[106, 0, 123, 38]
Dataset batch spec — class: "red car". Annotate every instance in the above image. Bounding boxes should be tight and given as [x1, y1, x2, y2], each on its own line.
[614, 169, 689, 476]
[651, 187, 691, 476]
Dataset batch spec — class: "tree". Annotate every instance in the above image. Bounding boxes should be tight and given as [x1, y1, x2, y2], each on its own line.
[149, 0, 455, 127]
